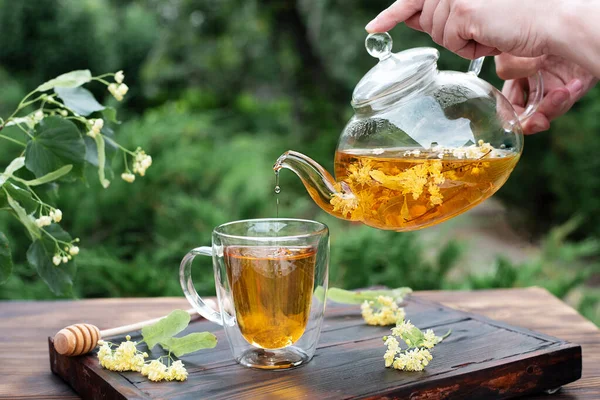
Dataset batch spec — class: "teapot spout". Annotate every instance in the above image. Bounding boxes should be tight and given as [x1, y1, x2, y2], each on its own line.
[274, 151, 358, 221]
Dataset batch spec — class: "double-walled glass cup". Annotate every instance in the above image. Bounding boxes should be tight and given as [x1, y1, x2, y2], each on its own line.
[180, 218, 329, 370]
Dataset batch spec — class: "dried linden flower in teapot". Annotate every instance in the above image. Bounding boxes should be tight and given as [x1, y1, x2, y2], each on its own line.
[329, 141, 500, 224]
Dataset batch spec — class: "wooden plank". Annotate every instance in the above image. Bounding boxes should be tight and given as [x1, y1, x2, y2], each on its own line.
[1, 288, 598, 399]
[420, 288, 600, 400]
[48, 296, 582, 400]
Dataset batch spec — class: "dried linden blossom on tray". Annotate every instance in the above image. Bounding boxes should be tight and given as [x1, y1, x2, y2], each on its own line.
[361, 295, 406, 326]
[97, 336, 188, 382]
[356, 293, 451, 372]
[95, 310, 217, 383]
[383, 320, 450, 372]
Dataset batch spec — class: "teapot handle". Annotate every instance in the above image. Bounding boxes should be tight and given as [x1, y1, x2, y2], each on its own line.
[468, 56, 544, 123]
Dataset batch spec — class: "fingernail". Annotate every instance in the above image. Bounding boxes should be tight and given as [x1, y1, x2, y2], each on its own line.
[567, 79, 583, 94]
[365, 17, 378, 32]
[551, 91, 568, 107]
[530, 121, 549, 134]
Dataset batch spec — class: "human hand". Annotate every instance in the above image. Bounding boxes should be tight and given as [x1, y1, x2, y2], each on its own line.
[365, 0, 559, 60]
[496, 54, 598, 134]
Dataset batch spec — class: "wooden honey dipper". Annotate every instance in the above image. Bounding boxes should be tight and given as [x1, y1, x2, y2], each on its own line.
[53, 299, 216, 356]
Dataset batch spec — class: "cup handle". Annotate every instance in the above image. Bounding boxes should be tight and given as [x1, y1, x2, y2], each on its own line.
[179, 247, 223, 326]
[468, 56, 544, 123]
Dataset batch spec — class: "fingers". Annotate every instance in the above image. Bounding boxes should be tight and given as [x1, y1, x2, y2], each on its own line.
[451, 39, 501, 59]
[503, 78, 584, 134]
[405, 13, 424, 31]
[442, 11, 500, 60]
[502, 78, 527, 108]
[524, 79, 583, 133]
[502, 78, 549, 134]
[495, 54, 544, 80]
[366, 0, 426, 32]
[431, 0, 450, 45]
[418, 0, 439, 34]
[367, 0, 498, 60]
[521, 113, 551, 135]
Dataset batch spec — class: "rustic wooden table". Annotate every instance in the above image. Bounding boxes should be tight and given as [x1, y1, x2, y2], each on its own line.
[1, 287, 599, 399]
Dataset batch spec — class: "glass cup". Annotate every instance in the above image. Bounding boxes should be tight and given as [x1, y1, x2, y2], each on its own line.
[179, 218, 329, 370]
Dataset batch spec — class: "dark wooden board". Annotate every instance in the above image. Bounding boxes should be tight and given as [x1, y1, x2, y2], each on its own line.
[49, 296, 582, 400]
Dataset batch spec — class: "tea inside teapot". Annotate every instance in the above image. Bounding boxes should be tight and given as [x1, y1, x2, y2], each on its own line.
[332, 142, 519, 230]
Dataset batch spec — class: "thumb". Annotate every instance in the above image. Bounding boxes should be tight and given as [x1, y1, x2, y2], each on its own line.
[495, 54, 544, 80]
[366, 0, 426, 33]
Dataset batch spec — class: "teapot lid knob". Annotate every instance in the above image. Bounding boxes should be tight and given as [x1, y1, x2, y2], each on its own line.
[365, 32, 393, 60]
[352, 32, 439, 107]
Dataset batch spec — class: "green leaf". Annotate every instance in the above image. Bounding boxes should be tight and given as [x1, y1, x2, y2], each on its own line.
[313, 285, 326, 303]
[142, 310, 191, 350]
[2, 182, 37, 213]
[327, 287, 412, 304]
[102, 107, 121, 124]
[0, 157, 25, 187]
[37, 70, 92, 92]
[93, 135, 110, 188]
[84, 126, 117, 168]
[0, 232, 13, 285]
[55, 87, 105, 116]
[26, 224, 76, 296]
[6, 195, 40, 240]
[327, 288, 363, 304]
[25, 117, 85, 178]
[12, 165, 72, 186]
[404, 326, 425, 347]
[159, 332, 217, 357]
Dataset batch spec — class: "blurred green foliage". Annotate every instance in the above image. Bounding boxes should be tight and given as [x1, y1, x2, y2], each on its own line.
[455, 217, 600, 311]
[0, 0, 598, 324]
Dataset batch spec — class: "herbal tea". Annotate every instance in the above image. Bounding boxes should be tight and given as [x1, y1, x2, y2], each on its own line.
[224, 245, 316, 349]
[322, 143, 520, 231]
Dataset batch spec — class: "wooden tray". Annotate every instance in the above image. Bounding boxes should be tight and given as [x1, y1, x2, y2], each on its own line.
[49, 296, 582, 399]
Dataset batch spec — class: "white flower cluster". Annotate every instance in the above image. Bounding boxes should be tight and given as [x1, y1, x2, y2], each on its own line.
[448, 140, 497, 159]
[391, 348, 433, 371]
[141, 359, 188, 382]
[403, 149, 422, 157]
[121, 148, 152, 183]
[107, 70, 128, 101]
[403, 140, 509, 160]
[115, 70, 125, 84]
[52, 254, 67, 266]
[97, 337, 147, 372]
[108, 83, 129, 101]
[52, 244, 79, 266]
[35, 209, 62, 227]
[132, 149, 152, 177]
[361, 295, 406, 326]
[383, 319, 448, 372]
[33, 110, 44, 124]
[98, 335, 188, 382]
[87, 118, 104, 138]
[33, 207, 81, 266]
[121, 172, 135, 183]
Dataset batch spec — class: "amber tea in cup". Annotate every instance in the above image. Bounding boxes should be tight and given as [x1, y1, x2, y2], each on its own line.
[180, 219, 329, 369]
[225, 245, 316, 349]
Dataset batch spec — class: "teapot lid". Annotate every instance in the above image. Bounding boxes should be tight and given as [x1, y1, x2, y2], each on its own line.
[352, 32, 439, 108]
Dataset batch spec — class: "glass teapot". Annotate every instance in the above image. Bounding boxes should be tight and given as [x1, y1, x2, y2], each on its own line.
[274, 33, 543, 232]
